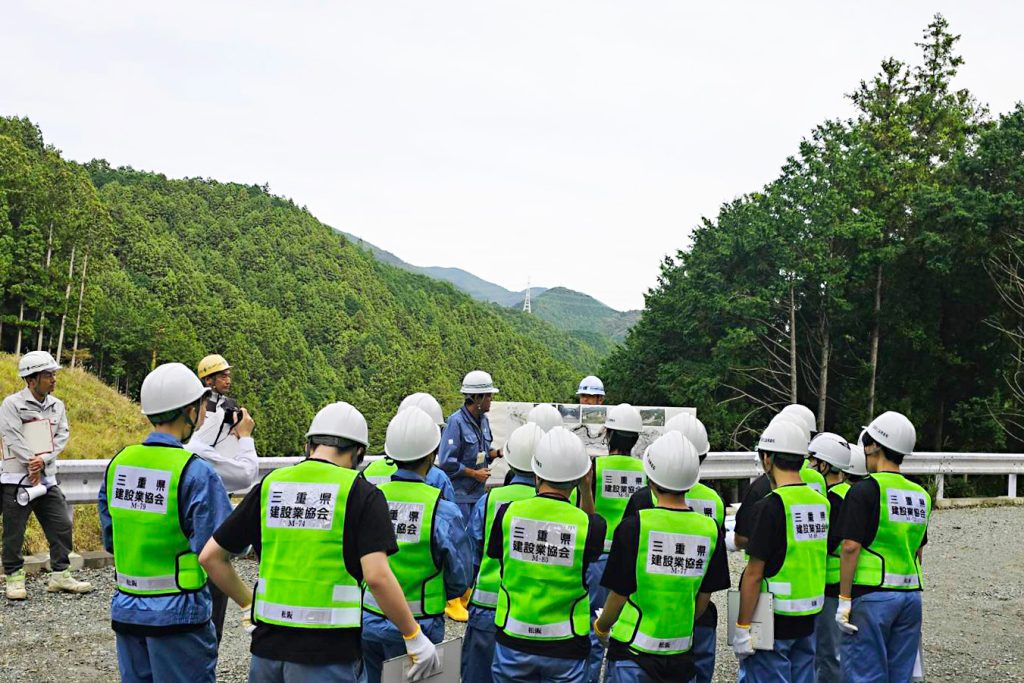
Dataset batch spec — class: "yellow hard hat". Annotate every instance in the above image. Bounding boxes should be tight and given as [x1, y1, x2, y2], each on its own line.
[197, 354, 231, 380]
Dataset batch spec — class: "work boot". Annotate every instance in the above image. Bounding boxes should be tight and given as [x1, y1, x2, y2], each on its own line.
[5, 570, 27, 600]
[445, 597, 469, 622]
[47, 570, 93, 594]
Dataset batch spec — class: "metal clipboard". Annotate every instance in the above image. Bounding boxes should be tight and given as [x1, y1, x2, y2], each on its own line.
[727, 590, 775, 650]
[382, 637, 462, 683]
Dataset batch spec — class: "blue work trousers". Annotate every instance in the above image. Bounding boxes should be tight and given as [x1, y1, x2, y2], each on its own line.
[738, 633, 816, 683]
[462, 606, 498, 683]
[115, 622, 217, 683]
[492, 643, 587, 683]
[362, 617, 444, 683]
[840, 591, 921, 683]
[815, 596, 842, 683]
[586, 553, 609, 683]
[248, 655, 366, 683]
[691, 624, 716, 683]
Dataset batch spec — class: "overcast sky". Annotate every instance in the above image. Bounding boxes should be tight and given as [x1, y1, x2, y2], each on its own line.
[3, 1, 1021, 310]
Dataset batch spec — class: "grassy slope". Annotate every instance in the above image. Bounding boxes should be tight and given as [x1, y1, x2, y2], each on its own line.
[1, 354, 148, 554]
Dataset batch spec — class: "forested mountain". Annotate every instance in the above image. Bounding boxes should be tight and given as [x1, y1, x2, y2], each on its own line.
[0, 123, 604, 455]
[604, 16, 1024, 453]
[531, 288, 641, 343]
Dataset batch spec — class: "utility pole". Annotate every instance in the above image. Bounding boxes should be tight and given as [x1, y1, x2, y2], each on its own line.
[522, 279, 532, 314]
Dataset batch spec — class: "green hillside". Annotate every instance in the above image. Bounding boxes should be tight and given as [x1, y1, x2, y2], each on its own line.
[0, 116, 607, 455]
[531, 287, 641, 343]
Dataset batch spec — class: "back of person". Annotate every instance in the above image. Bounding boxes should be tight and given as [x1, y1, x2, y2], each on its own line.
[765, 484, 829, 616]
[594, 454, 646, 551]
[471, 481, 536, 610]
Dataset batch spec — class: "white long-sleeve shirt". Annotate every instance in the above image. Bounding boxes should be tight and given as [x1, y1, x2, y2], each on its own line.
[185, 394, 258, 493]
[0, 388, 69, 486]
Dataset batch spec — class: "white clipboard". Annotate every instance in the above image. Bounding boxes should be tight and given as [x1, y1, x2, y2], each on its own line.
[382, 637, 462, 683]
[727, 590, 775, 650]
[912, 644, 925, 682]
[23, 419, 55, 457]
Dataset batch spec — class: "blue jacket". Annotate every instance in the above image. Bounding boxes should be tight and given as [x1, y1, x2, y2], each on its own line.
[362, 468, 473, 639]
[438, 406, 493, 505]
[468, 472, 535, 578]
[98, 432, 233, 628]
[426, 465, 456, 503]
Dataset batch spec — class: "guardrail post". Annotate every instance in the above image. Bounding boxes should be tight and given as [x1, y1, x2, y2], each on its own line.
[1010, 474, 1018, 499]
[935, 474, 944, 501]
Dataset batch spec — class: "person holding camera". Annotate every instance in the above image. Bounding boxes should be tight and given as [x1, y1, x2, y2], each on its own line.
[186, 353, 258, 642]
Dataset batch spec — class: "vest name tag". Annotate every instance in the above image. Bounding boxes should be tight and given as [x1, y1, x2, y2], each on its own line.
[111, 465, 171, 514]
[646, 531, 709, 577]
[509, 517, 576, 566]
[790, 504, 828, 541]
[388, 501, 426, 544]
[601, 469, 645, 499]
[686, 498, 716, 521]
[266, 482, 339, 530]
[886, 489, 928, 524]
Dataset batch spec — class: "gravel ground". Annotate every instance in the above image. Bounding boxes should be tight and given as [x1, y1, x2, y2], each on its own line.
[0, 505, 1021, 682]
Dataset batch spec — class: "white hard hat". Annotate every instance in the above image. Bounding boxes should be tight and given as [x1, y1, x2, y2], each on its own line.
[846, 441, 868, 477]
[604, 403, 643, 434]
[531, 426, 590, 483]
[399, 392, 445, 427]
[385, 407, 441, 462]
[757, 419, 808, 457]
[18, 351, 60, 378]
[140, 363, 208, 416]
[770, 412, 811, 448]
[505, 422, 545, 472]
[781, 404, 817, 435]
[808, 432, 851, 470]
[460, 370, 499, 395]
[664, 412, 710, 456]
[306, 401, 369, 446]
[527, 403, 563, 432]
[643, 431, 700, 492]
[577, 375, 605, 396]
[863, 411, 916, 456]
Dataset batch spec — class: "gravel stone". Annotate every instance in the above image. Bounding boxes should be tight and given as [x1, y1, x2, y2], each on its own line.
[0, 505, 1021, 682]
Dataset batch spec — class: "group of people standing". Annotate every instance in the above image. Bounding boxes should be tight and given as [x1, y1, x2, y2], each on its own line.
[1, 353, 930, 683]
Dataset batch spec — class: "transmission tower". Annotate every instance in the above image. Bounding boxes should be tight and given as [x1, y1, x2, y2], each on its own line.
[523, 280, 532, 313]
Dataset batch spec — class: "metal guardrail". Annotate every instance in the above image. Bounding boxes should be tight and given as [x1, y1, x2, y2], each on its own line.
[54, 451, 1023, 504]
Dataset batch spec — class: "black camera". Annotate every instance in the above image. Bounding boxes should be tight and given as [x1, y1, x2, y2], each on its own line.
[221, 397, 242, 429]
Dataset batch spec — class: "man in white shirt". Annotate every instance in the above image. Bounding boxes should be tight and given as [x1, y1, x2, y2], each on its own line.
[185, 353, 257, 640]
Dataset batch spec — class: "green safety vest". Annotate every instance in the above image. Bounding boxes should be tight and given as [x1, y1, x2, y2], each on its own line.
[610, 508, 718, 654]
[825, 481, 851, 585]
[105, 444, 206, 595]
[762, 484, 829, 616]
[649, 483, 725, 529]
[471, 482, 536, 608]
[256, 459, 361, 629]
[495, 496, 590, 641]
[362, 458, 396, 486]
[800, 462, 827, 497]
[595, 455, 646, 552]
[853, 472, 931, 590]
[364, 480, 445, 618]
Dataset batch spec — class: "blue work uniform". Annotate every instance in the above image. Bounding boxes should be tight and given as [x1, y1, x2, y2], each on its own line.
[361, 468, 473, 683]
[462, 472, 535, 683]
[438, 406, 493, 518]
[427, 465, 457, 503]
[98, 432, 233, 683]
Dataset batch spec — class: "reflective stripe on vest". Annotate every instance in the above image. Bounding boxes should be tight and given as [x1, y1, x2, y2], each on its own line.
[853, 473, 930, 591]
[825, 481, 851, 585]
[471, 483, 535, 609]
[610, 508, 717, 655]
[763, 485, 829, 617]
[257, 459, 361, 630]
[105, 444, 205, 596]
[595, 455, 646, 550]
[363, 590, 425, 616]
[495, 496, 590, 641]
[365, 480, 444, 618]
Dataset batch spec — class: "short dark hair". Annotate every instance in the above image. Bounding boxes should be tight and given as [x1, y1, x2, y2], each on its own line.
[539, 478, 579, 491]
[650, 480, 687, 497]
[861, 434, 905, 465]
[147, 398, 203, 426]
[509, 466, 532, 478]
[761, 451, 804, 471]
[386, 455, 430, 471]
[308, 435, 363, 452]
[608, 429, 639, 454]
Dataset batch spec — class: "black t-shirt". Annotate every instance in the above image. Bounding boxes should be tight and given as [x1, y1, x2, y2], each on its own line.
[744, 485, 816, 640]
[486, 492, 607, 660]
[600, 507, 729, 682]
[213, 460, 398, 665]
[824, 486, 845, 597]
[622, 486, 722, 628]
[838, 475, 928, 599]
[734, 474, 772, 540]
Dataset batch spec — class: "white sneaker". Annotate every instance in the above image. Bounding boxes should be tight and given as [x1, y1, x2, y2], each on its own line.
[47, 570, 93, 594]
[5, 569, 27, 600]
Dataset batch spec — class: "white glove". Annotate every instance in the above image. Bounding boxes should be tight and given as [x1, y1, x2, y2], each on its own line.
[733, 624, 754, 659]
[403, 626, 440, 681]
[240, 603, 256, 634]
[835, 596, 858, 635]
[725, 530, 738, 552]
